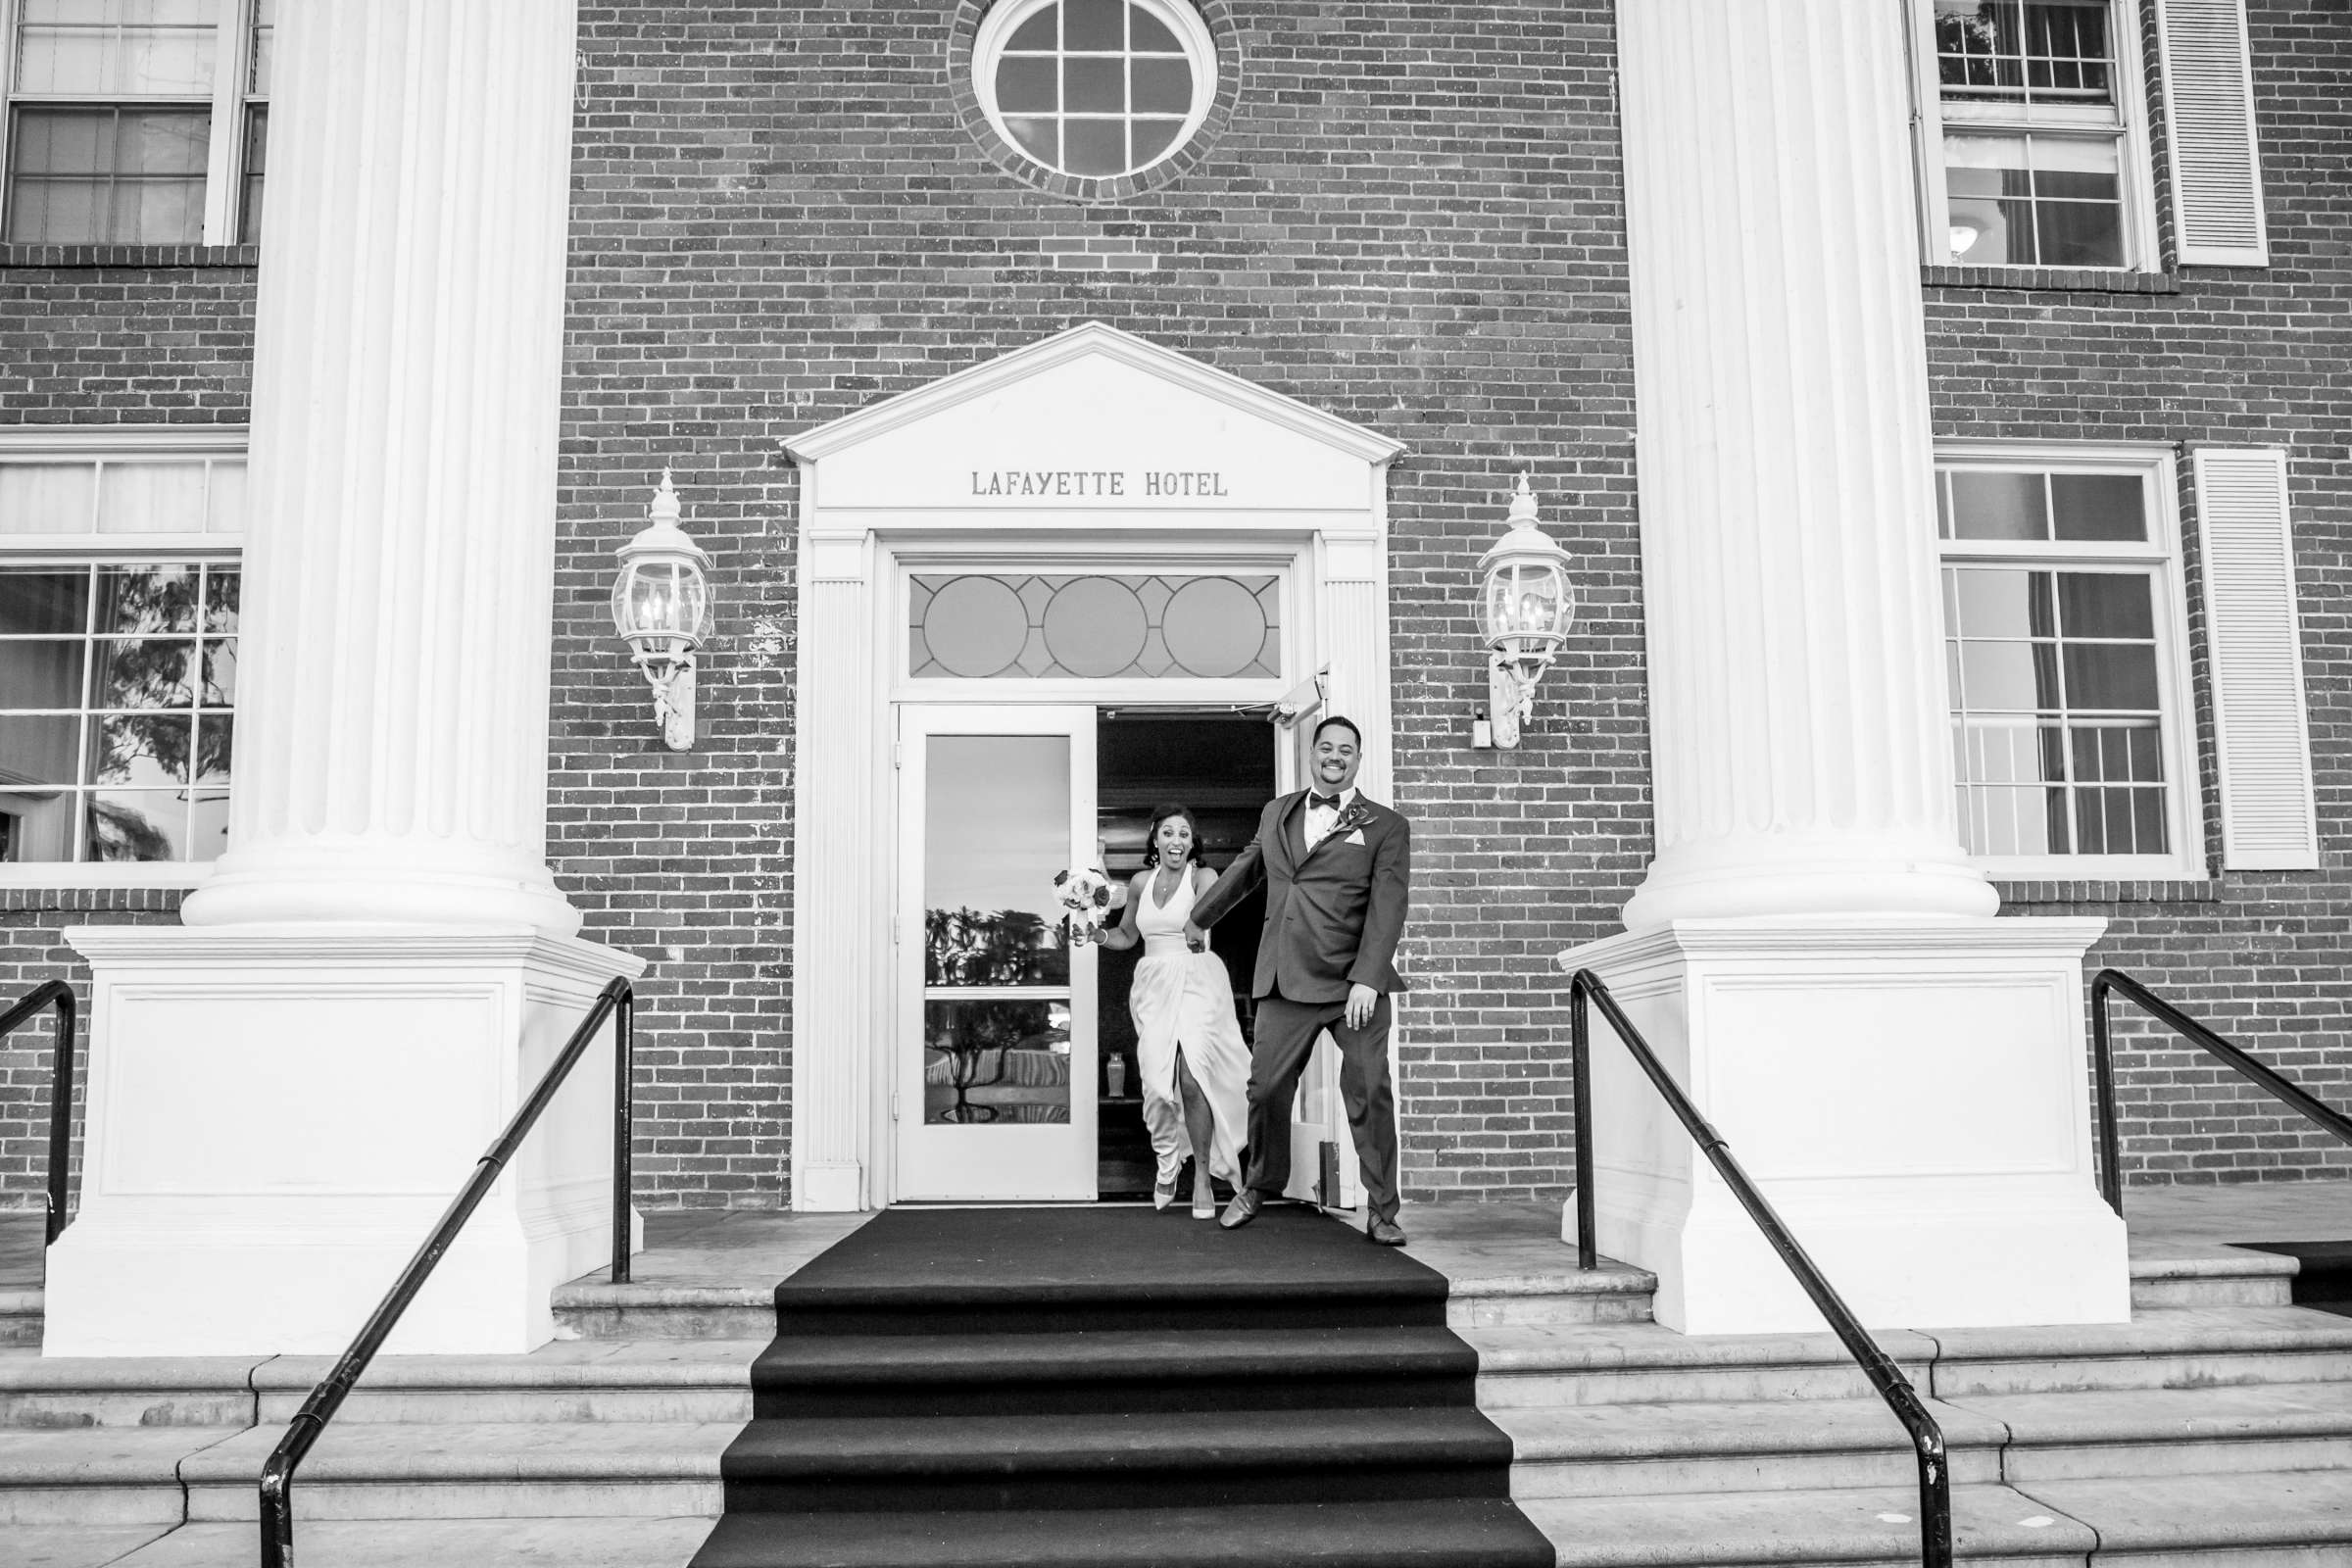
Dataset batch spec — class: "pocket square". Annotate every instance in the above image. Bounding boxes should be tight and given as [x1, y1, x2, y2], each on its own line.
[1343, 828, 1367, 845]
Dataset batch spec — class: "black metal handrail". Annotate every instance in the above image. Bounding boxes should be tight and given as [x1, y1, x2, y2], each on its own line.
[2089, 968, 2352, 1217]
[1568, 968, 1952, 1568]
[1, 980, 78, 1245]
[259, 976, 636, 1568]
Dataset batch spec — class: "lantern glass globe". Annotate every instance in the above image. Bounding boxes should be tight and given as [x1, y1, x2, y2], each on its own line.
[613, 556, 710, 644]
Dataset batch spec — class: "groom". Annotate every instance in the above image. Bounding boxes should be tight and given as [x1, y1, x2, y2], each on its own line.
[1188, 715, 1412, 1246]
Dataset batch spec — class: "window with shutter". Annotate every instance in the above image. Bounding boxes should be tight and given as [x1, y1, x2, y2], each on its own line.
[1933, 442, 2203, 879]
[2194, 448, 2314, 870]
[2156, 0, 2268, 266]
[1909, 1, 2161, 271]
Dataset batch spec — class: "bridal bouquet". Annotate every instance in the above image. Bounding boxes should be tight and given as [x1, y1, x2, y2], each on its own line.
[1053, 866, 1114, 940]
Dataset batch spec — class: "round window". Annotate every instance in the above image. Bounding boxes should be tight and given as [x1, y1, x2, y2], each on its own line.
[974, 0, 1217, 180]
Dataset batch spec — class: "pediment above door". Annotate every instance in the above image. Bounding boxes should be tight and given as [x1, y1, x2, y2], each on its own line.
[785, 323, 1401, 516]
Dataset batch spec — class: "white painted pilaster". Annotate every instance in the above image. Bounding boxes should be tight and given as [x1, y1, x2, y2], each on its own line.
[1582, 0, 2129, 1332]
[792, 540, 879, 1211]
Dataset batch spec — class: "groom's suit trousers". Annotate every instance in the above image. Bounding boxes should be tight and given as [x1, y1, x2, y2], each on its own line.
[1245, 991, 1399, 1224]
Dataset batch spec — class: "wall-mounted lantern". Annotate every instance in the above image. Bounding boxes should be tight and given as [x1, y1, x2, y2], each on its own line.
[612, 468, 711, 752]
[1475, 473, 1574, 749]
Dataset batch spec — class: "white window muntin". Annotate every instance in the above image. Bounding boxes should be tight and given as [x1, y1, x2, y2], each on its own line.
[1909, 0, 2161, 271]
[973, 0, 1216, 180]
[1936, 442, 2202, 879]
[891, 547, 1299, 705]
[0, 0, 271, 247]
[0, 428, 244, 887]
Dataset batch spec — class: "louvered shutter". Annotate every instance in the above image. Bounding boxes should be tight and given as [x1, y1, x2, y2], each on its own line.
[2158, 0, 2269, 266]
[2196, 449, 2316, 870]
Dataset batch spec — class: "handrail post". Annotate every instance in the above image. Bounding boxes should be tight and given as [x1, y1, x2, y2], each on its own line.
[1, 982, 79, 1247]
[1570, 975, 1596, 1271]
[42, 988, 76, 1245]
[612, 987, 634, 1284]
[2088, 972, 2123, 1217]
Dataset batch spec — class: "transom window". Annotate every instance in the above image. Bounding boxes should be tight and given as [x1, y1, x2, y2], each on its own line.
[974, 0, 1215, 180]
[909, 572, 1279, 680]
[1935, 447, 2196, 875]
[3, 0, 272, 246]
[0, 434, 243, 876]
[1914, 0, 2151, 270]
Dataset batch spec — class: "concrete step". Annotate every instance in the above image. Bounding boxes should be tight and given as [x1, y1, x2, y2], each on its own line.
[1469, 1322, 1941, 1408]
[8, 1518, 718, 1567]
[2131, 1250, 2297, 1310]
[0, 1355, 255, 1428]
[1467, 1305, 2352, 1409]
[1928, 1306, 2352, 1396]
[0, 1426, 241, 1525]
[0, 1290, 40, 1349]
[1520, 1469, 2352, 1565]
[1961, 1382, 2352, 1484]
[1499, 1383, 2352, 1501]
[1443, 1264, 1654, 1329]
[178, 1419, 734, 1521]
[555, 1282, 777, 1341]
[254, 1342, 759, 1424]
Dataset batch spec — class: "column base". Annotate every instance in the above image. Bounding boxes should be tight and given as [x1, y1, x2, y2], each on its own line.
[44, 924, 646, 1356]
[1557, 915, 2129, 1336]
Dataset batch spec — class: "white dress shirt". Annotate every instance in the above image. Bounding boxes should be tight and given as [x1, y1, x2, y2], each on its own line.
[1302, 785, 1357, 851]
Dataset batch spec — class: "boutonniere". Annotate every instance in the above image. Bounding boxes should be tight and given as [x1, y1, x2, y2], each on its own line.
[1329, 802, 1374, 838]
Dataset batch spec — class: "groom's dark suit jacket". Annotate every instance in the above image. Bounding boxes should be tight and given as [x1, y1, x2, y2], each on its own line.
[1192, 789, 1410, 1004]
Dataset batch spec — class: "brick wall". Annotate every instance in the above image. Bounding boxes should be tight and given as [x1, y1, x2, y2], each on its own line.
[1923, 3, 2352, 1183]
[0, 261, 255, 1210]
[556, 0, 1642, 1207]
[8, 2, 2350, 1216]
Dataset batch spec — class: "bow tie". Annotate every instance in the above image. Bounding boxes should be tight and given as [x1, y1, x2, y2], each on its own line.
[1307, 793, 1343, 811]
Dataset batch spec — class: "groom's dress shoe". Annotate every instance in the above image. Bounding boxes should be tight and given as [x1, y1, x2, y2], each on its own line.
[1367, 1216, 1407, 1247]
[1219, 1191, 1263, 1230]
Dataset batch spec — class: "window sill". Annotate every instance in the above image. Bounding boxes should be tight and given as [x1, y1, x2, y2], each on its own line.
[1922, 265, 2180, 295]
[1994, 876, 2220, 906]
[0, 243, 259, 270]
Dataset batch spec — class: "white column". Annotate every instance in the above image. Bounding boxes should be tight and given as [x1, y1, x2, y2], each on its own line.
[1560, 0, 2128, 1333]
[45, 0, 643, 1356]
[179, 0, 579, 933]
[1617, 0, 1994, 931]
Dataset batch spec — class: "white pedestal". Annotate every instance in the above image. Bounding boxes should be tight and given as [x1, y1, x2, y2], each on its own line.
[1559, 918, 2130, 1336]
[43, 926, 645, 1357]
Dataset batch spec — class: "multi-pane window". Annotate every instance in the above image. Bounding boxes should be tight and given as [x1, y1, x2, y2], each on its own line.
[1936, 450, 2195, 873]
[976, 0, 1215, 179]
[1917, 0, 2149, 269]
[3, 0, 272, 246]
[0, 437, 242, 873]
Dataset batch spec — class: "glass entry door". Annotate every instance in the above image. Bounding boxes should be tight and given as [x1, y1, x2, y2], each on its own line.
[896, 705, 1099, 1200]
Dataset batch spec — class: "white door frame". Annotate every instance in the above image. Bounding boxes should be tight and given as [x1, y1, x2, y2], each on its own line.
[784, 324, 1403, 1211]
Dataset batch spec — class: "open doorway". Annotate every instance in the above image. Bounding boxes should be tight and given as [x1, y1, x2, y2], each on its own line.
[1094, 711, 1277, 1200]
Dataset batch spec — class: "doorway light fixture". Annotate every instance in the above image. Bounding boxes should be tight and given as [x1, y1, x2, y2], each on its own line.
[1475, 473, 1574, 749]
[612, 468, 712, 751]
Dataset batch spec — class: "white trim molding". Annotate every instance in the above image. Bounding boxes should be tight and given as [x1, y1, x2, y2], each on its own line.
[784, 323, 1402, 1210]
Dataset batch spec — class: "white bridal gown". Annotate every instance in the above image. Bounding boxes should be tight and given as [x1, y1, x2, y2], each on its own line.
[1129, 867, 1252, 1191]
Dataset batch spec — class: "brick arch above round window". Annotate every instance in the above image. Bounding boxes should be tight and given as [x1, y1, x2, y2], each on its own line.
[949, 0, 1242, 203]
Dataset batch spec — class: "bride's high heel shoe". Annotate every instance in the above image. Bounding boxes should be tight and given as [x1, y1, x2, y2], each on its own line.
[1153, 1176, 1178, 1211]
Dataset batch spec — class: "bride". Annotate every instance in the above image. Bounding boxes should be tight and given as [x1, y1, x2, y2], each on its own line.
[1088, 805, 1251, 1218]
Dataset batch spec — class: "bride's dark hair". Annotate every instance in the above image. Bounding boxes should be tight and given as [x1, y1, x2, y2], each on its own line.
[1142, 803, 1205, 868]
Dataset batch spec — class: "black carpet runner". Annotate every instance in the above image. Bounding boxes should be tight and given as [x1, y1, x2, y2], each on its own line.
[691, 1204, 1553, 1568]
